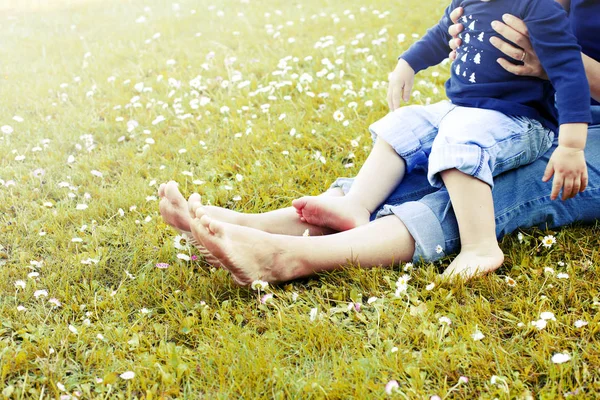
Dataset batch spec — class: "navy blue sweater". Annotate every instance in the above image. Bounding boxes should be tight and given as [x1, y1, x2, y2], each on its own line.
[570, 0, 600, 105]
[400, 0, 592, 132]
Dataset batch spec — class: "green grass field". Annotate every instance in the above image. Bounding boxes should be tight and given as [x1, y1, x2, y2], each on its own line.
[1, 0, 599, 398]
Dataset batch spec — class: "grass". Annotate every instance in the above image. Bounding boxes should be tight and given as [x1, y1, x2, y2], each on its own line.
[1, 0, 599, 398]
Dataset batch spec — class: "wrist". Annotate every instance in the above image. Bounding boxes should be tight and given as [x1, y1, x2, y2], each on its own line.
[558, 123, 588, 149]
[397, 58, 415, 73]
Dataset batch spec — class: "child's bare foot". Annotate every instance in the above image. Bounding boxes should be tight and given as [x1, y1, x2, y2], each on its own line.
[292, 196, 371, 231]
[441, 242, 504, 280]
[189, 213, 300, 285]
[159, 181, 193, 232]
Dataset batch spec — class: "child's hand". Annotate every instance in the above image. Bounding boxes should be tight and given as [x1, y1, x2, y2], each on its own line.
[387, 58, 415, 111]
[542, 145, 588, 200]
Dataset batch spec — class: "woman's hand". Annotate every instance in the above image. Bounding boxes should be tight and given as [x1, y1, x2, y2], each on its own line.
[448, 8, 548, 79]
[387, 58, 416, 110]
[448, 7, 464, 61]
[490, 14, 547, 79]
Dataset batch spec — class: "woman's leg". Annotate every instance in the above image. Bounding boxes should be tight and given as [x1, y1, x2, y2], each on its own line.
[189, 209, 415, 285]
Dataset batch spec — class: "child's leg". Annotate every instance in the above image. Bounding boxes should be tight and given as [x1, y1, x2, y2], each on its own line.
[293, 101, 455, 231]
[293, 139, 406, 231]
[439, 169, 504, 278]
[430, 107, 553, 279]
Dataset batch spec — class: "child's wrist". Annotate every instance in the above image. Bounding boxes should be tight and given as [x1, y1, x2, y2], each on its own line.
[558, 123, 588, 149]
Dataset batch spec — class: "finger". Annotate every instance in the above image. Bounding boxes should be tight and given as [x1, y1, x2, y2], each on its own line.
[449, 7, 464, 24]
[502, 13, 529, 38]
[570, 179, 581, 199]
[448, 23, 464, 38]
[449, 50, 457, 61]
[392, 87, 401, 110]
[490, 36, 526, 61]
[542, 161, 554, 182]
[581, 171, 588, 193]
[562, 178, 574, 201]
[491, 18, 530, 50]
[496, 58, 528, 76]
[550, 175, 562, 201]
[403, 82, 412, 103]
[449, 37, 462, 51]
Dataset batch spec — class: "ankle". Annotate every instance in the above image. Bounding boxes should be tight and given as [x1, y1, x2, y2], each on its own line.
[342, 194, 375, 214]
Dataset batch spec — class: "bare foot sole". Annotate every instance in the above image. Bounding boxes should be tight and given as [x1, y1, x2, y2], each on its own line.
[159, 181, 193, 233]
[292, 196, 370, 232]
[441, 244, 505, 280]
[158, 181, 222, 266]
[189, 213, 299, 286]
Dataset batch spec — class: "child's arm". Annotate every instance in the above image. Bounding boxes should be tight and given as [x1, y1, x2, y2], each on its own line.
[543, 123, 588, 200]
[520, 0, 591, 200]
[388, 1, 460, 109]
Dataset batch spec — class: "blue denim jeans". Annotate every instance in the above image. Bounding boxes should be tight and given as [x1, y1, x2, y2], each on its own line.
[369, 101, 554, 187]
[332, 105, 600, 263]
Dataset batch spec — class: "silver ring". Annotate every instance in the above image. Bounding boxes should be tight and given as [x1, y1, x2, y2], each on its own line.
[520, 51, 526, 62]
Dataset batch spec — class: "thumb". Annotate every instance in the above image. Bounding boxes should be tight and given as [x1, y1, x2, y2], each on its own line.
[542, 161, 554, 182]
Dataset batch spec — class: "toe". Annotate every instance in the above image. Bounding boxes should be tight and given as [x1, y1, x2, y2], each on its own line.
[165, 181, 184, 203]
[158, 183, 166, 198]
[188, 193, 202, 215]
[292, 197, 309, 211]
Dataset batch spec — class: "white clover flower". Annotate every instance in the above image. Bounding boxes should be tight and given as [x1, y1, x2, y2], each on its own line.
[173, 235, 188, 250]
[260, 294, 274, 304]
[531, 319, 547, 330]
[176, 253, 191, 262]
[540, 312, 556, 321]
[251, 280, 269, 291]
[49, 298, 62, 307]
[551, 352, 571, 364]
[385, 380, 399, 395]
[309, 307, 318, 321]
[333, 110, 345, 122]
[471, 330, 484, 341]
[120, 371, 135, 380]
[542, 235, 556, 248]
[574, 320, 588, 328]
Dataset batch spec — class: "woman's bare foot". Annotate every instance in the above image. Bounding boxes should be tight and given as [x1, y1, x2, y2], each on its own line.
[292, 196, 371, 231]
[441, 242, 504, 280]
[159, 181, 193, 233]
[189, 212, 302, 286]
[158, 181, 223, 266]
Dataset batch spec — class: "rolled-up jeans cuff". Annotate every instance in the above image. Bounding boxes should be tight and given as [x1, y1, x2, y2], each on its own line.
[369, 113, 429, 173]
[428, 143, 493, 188]
[376, 201, 446, 263]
